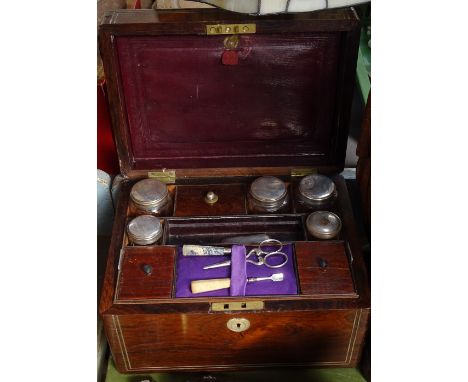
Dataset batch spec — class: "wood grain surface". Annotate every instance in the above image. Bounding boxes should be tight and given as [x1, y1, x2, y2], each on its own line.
[98, 7, 369, 374]
[295, 241, 356, 297]
[101, 176, 370, 372]
[174, 184, 247, 216]
[106, 309, 369, 373]
[115, 246, 176, 301]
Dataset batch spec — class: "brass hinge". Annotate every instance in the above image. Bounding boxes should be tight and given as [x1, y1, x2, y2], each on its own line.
[291, 168, 317, 177]
[206, 23, 256, 35]
[211, 301, 264, 312]
[147, 170, 176, 184]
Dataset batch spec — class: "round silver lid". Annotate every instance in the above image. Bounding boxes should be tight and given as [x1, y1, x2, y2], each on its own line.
[127, 215, 162, 243]
[306, 211, 342, 239]
[130, 179, 169, 207]
[250, 176, 287, 203]
[299, 174, 336, 202]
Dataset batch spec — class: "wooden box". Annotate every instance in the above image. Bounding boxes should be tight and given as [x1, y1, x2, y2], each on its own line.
[99, 8, 370, 373]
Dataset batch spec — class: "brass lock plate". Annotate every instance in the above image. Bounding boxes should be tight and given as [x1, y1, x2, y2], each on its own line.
[206, 24, 256, 35]
[211, 301, 264, 312]
[227, 318, 250, 332]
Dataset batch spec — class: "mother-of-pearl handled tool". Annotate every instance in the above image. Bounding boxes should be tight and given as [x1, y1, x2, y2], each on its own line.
[190, 273, 284, 294]
[182, 245, 230, 256]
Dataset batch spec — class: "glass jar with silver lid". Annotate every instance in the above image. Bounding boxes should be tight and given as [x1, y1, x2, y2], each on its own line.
[247, 176, 289, 213]
[127, 215, 163, 245]
[129, 178, 172, 216]
[306, 211, 342, 240]
[296, 174, 337, 210]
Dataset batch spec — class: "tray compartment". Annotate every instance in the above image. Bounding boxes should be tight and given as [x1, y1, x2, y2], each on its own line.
[295, 241, 357, 297]
[174, 183, 247, 216]
[114, 246, 176, 302]
[174, 243, 298, 298]
[164, 215, 306, 245]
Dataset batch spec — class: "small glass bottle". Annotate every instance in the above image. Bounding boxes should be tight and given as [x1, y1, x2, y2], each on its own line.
[296, 174, 337, 211]
[306, 211, 342, 240]
[127, 215, 163, 246]
[129, 178, 173, 216]
[247, 176, 289, 213]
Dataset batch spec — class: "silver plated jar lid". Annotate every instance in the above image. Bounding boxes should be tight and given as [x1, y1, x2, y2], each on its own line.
[306, 211, 342, 240]
[127, 215, 163, 245]
[250, 176, 287, 204]
[299, 174, 336, 202]
[130, 179, 169, 209]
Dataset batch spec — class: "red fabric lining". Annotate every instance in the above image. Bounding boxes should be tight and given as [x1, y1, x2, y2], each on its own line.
[115, 33, 341, 170]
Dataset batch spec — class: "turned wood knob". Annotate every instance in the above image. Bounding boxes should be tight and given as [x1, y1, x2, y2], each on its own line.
[318, 258, 328, 269]
[142, 264, 153, 275]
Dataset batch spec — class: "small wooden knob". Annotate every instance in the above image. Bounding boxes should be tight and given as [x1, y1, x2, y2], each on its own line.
[142, 264, 153, 275]
[318, 258, 328, 269]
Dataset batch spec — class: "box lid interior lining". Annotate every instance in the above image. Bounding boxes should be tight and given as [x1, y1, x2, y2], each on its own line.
[115, 32, 346, 172]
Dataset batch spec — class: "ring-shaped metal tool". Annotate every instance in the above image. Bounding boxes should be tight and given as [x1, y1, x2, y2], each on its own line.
[202, 239, 289, 270]
[258, 239, 283, 253]
[246, 239, 288, 269]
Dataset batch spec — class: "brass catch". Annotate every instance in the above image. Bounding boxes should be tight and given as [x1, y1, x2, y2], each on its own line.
[211, 301, 264, 312]
[223, 35, 239, 50]
[147, 170, 176, 184]
[206, 23, 256, 35]
[291, 168, 317, 177]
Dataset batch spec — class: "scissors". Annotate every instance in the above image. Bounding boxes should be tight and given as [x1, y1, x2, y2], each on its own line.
[203, 239, 288, 270]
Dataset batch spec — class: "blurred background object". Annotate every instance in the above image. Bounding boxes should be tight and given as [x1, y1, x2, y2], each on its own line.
[154, 0, 369, 14]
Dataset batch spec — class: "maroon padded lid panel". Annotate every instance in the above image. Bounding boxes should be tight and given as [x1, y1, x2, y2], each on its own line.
[116, 33, 341, 170]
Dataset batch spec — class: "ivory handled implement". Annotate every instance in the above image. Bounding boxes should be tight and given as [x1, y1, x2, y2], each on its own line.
[191, 278, 231, 294]
[191, 273, 284, 294]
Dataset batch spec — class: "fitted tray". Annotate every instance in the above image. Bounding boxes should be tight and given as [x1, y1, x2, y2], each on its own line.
[101, 174, 370, 373]
[108, 174, 364, 305]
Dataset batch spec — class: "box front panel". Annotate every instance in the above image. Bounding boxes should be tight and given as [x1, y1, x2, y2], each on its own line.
[111, 309, 365, 372]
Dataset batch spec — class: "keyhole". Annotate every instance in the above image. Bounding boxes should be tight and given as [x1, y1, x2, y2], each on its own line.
[227, 318, 250, 332]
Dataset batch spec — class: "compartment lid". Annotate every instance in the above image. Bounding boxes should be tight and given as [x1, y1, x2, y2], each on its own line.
[99, 9, 360, 179]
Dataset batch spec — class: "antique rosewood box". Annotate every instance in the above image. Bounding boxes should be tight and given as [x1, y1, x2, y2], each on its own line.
[99, 8, 370, 373]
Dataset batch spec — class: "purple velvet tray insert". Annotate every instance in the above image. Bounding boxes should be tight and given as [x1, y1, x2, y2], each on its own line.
[175, 244, 298, 298]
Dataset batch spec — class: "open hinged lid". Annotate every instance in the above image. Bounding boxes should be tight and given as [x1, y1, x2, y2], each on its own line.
[99, 8, 360, 181]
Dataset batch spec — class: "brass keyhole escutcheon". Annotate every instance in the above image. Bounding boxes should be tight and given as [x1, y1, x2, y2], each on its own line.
[227, 318, 250, 332]
[223, 35, 239, 50]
